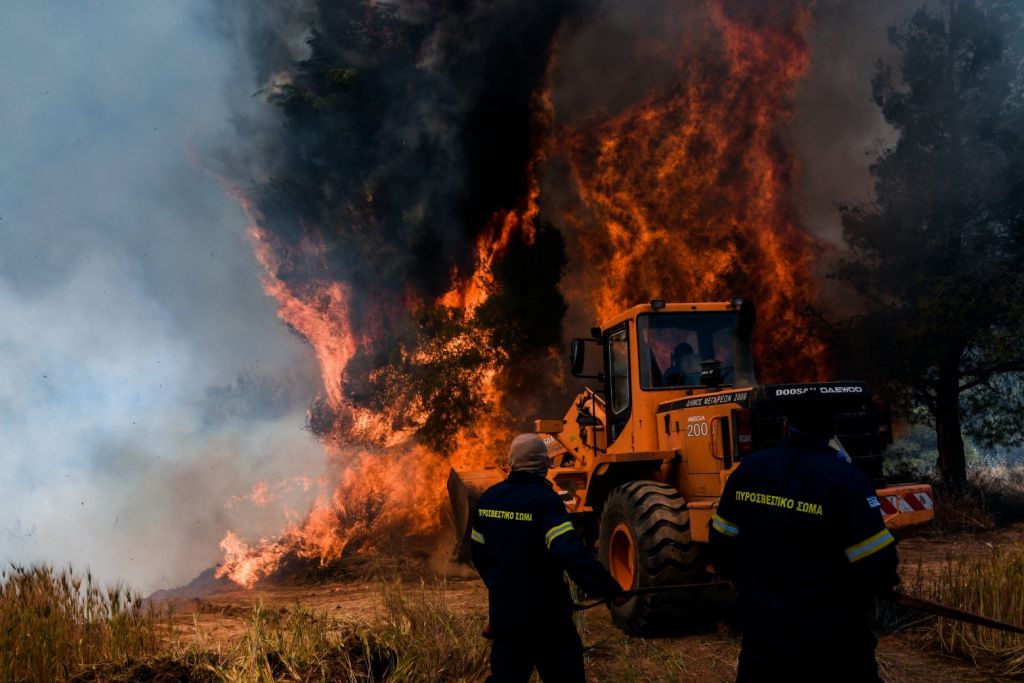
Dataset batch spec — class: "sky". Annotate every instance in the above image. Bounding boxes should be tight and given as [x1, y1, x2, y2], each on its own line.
[0, 1, 322, 590]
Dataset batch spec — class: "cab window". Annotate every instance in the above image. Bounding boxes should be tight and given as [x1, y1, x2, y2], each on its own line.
[608, 329, 630, 414]
[637, 312, 754, 389]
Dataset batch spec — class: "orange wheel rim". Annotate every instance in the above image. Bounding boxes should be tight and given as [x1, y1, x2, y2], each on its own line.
[608, 523, 638, 590]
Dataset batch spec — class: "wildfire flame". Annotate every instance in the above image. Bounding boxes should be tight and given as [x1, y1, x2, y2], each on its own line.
[557, 1, 827, 382]
[216, 0, 829, 587]
[217, 190, 519, 587]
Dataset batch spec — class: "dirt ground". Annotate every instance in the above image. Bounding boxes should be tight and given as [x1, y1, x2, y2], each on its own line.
[164, 524, 1024, 682]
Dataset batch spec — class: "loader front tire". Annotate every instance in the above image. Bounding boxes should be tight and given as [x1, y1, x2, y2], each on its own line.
[598, 481, 704, 635]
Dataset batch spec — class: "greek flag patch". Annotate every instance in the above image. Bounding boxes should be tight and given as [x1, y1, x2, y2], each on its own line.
[866, 496, 881, 509]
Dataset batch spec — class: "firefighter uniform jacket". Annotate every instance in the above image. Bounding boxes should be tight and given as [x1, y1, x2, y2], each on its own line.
[470, 470, 622, 635]
[709, 432, 899, 674]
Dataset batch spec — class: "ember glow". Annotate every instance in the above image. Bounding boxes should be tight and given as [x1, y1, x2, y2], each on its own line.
[216, 0, 830, 587]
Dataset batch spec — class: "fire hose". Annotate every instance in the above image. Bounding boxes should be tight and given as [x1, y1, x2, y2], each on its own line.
[885, 591, 1024, 635]
[570, 582, 1024, 635]
[570, 580, 730, 611]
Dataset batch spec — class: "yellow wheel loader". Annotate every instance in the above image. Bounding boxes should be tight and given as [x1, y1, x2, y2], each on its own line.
[449, 299, 934, 634]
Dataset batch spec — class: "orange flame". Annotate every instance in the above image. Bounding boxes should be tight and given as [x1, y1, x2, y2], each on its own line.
[217, 1, 830, 587]
[217, 186, 514, 588]
[438, 137, 545, 311]
[557, 0, 827, 382]
[247, 224, 356, 407]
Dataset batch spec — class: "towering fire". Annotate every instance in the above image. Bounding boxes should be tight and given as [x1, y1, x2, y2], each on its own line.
[216, 0, 830, 587]
[555, 1, 828, 382]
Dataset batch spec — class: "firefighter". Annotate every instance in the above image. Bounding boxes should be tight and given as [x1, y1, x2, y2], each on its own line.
[470, 433, 624, 683]
[709, 399, 899, 683]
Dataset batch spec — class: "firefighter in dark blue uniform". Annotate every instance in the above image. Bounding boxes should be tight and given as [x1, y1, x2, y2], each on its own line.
[709, 401, 899, 683]
[471, 433, 623, 683]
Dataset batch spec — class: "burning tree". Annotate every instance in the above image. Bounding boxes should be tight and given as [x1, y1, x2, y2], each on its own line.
[216, 0, 837, 585]
[217, 0, 574, 585]
[243, 1, 570, 450]
[836, 0, 1024, 489]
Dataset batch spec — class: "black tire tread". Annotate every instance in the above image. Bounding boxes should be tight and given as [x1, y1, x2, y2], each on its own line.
[598, 480, 708, 635]
[635, 499, 687, 525]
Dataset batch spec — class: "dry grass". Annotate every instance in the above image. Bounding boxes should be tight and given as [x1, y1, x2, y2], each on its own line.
[0, 565, 160, 683]
[922, 465, 1024, 533]
[930, 482, 998, 531]
[925, 546, 1024, 677]
[584, 628, 737, 682]
[187, 581, 488, 681]
[2, 566, 488, 683]
[965, 466, 1024, 525]
[15, 556, 1021, 681]
[877, 545, 1024, 679]
[370, 581, 489, 681]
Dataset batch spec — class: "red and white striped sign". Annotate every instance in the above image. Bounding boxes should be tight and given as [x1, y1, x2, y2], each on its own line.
[879, 491, 933, 515]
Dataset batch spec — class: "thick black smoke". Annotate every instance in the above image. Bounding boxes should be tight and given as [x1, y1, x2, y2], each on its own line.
[220, 1, 574, 451]
[220, 0, 930, 451]
[791, 0, 919, 247]
[253, 1, 565, 293]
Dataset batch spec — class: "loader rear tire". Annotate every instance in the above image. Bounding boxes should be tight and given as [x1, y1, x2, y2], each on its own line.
[598, 481, 704, 635]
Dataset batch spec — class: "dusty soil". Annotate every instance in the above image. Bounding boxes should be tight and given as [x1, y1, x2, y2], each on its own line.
[897, 522, 1024, 574]
[161, 523, 1024, 682]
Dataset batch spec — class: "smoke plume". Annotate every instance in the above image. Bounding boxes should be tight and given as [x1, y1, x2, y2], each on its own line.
[0, 0, 932, 591]
[0, 1, 323, 590]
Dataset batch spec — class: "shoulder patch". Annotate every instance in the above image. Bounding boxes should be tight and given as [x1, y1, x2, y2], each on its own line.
[866, 496, 881, 509]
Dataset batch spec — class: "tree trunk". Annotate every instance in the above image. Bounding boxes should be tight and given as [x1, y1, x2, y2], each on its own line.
[933, 6, 967, 495]
[934, 360, 967, 492]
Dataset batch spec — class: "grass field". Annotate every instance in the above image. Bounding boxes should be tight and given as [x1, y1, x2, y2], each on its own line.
[926, 546, 1024, 677]
[0, 565, 158, 682]
[1, 565, 490, 683]
[5, 525, 1024, 681]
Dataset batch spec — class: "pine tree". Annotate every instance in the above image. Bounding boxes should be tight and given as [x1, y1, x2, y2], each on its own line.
[836, 0, 1024, 489]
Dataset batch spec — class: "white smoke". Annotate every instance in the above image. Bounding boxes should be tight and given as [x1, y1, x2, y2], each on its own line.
[0, 1, 322, 590]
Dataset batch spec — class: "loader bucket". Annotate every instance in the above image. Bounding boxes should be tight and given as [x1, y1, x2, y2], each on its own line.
[447, 468, 505, 563]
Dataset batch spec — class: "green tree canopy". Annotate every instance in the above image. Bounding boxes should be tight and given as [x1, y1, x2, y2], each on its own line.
[836, 0, 1024, 488]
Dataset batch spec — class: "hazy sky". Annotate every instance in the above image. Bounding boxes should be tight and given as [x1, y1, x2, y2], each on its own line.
[0, 1, 322, 590]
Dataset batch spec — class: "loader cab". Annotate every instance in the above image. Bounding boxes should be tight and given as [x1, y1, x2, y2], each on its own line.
[572, 299, 757, 449]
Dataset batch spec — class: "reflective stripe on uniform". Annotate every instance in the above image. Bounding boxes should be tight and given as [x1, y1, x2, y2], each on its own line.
[471, 528, 485, 544]
[712, 513, 739, 537]
[544, 521, 574, 548]
[844, 528, 895, 562]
